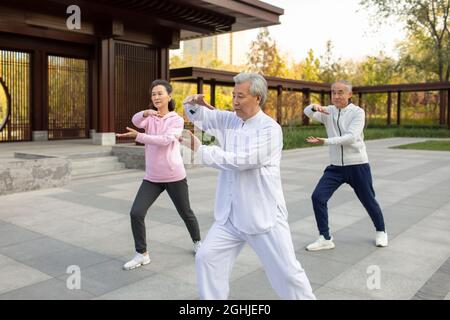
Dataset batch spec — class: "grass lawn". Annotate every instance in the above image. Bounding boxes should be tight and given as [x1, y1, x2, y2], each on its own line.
[390, 140, 450, 152]
[282, 126, 450, 150]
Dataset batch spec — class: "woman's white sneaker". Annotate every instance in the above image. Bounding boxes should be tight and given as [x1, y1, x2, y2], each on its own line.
[123, 252, 151, 270]
[306, 236, 335, 251]
[375, 231, 388, 247]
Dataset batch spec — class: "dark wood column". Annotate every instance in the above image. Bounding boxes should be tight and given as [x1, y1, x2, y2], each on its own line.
[397, 91, 401, 126]
[197, 77, 204, 94]
[447, 89, 450, 130]
[90, 43, 99, 133]
[160, 48, 169, 80]
[210, 79, 216, 107]
[440, 90, 447, 126]
[97, 38, 115, 133]
[276, 85, 283, 124]
[31, 49, 47, 132]
[387, 92, 392, 126]
[302, 89, 310, 126]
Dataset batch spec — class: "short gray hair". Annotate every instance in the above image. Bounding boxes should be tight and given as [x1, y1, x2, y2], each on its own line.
[233, 72, 268, 107]
[332, 80, 353, 93]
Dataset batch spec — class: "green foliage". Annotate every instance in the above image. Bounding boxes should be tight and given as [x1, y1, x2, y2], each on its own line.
[282, 126, 450, 150]
[247, 28, 288, 77]
[360, 0, 450, 81]
[170, 15, 447, 126]
[318, 40, 347, 83]
[298, 49, 321, 81]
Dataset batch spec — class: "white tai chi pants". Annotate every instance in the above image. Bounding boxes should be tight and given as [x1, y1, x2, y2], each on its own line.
[195, 216, 316, 300]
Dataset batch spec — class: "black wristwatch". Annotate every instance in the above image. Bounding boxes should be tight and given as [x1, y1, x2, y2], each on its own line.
[311, 106, 317, 112]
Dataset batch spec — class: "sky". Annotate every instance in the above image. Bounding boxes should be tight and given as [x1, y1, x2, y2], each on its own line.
[242, 0, 406, 62]
[172, 0, 407, 65]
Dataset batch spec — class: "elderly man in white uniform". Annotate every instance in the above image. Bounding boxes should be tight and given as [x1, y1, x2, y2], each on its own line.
[180, 72, 315, 300]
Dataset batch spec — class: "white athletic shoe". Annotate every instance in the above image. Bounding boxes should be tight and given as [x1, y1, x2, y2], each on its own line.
[306, 235, 335, 251]
[123, 252, 151, 270]
[193, 241, 202, 254]
[375, 231, 388, 247]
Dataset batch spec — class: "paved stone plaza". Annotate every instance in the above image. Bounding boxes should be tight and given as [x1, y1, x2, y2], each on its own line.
[1, 137, 450, 300]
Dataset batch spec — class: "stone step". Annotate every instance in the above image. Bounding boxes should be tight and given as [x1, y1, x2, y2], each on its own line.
[71, 169, 142, 181]
[71, 162, 126, 176]
[65, 151, 113, 159]
[70, 156, 122, 168]
[70, 156, 127, 177]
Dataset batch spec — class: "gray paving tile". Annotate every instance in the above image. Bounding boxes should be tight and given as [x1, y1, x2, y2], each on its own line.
[95, 274, 198, 300]
[388, 235, 450, 261]
[49, 193, 132, 215]
[21, 247, 112, 277]
[325, 265, 425, 300]
[0, 278, 94, 300]
[296, 252, 351, 285]
[315, 285, 370, 300]
[386, 160, 444, 181]
[0, 255, 52, 295]
[144, 206, 188, 224]
[1, 138, 450, 300]
[0, 223, 44, 248]
[397, 195, 450, 210]
[58, 259, 155, 296]
[229, 269, 320, 300]
[413, 271, 450, 300]
[0, 237, 77, 261]
[286, 200, 314, 221]
[229, 269, 280, 300]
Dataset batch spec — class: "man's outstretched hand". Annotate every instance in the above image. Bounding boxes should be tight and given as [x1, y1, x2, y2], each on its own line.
[183, 94, 215, 110]
[306, 136, 325, 145]
[178, 129, 202, 152]
[311, 104, 330, 115]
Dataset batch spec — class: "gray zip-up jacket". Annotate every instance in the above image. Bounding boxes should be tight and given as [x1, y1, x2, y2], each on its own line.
[304, 103, 369, 166]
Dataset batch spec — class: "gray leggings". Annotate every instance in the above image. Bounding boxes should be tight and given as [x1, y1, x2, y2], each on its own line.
[130, 179, 201, 254]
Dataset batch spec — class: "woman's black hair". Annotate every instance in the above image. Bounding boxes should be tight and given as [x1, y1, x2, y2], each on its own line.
[149, 79, 175, 111]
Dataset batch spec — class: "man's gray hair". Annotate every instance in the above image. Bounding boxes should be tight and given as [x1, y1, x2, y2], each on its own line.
[332, 80, 353, 93]
[233, 72, 268, 107]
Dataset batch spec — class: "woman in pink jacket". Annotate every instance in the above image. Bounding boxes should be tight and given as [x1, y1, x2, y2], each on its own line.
[117, 79, 201, 270]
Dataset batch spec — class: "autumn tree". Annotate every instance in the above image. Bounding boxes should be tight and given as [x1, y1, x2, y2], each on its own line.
[361, 0, 450, 82]
[247, 27, 288, 77]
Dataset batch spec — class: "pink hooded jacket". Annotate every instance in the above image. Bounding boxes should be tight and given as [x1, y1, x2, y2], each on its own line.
[132, 111, 186, 183]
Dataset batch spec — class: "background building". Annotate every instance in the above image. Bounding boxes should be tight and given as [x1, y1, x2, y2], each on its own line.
[0, 0, 282, 144]
[182, 31, 248, 66]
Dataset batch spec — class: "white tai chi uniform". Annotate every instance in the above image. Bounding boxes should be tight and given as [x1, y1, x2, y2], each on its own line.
[184, 102, 315, 300]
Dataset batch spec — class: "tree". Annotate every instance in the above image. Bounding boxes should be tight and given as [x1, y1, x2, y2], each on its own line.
[246, 28, 288, 77]
[319, 40, 345, 83]
[397, 31, 442, 82]
[352, 53, 400, 122]
[301, 49, 321, 81]
[361, 0, 450, 81]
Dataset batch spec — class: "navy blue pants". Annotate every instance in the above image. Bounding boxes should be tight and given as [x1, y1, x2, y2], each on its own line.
[311, 164, 385, 239]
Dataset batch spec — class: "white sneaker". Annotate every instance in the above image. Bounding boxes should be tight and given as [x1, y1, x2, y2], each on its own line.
[306, 236, 335, 251]
[123, 252, 151, 270]
[375, 231, 388, 247]
[193, 241, 202, 254]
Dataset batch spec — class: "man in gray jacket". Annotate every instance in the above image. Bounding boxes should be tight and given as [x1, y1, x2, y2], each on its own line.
[304, 80, 387, 251]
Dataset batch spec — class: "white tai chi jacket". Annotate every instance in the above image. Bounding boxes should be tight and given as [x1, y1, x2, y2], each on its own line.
[183, 103, 288, 234]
